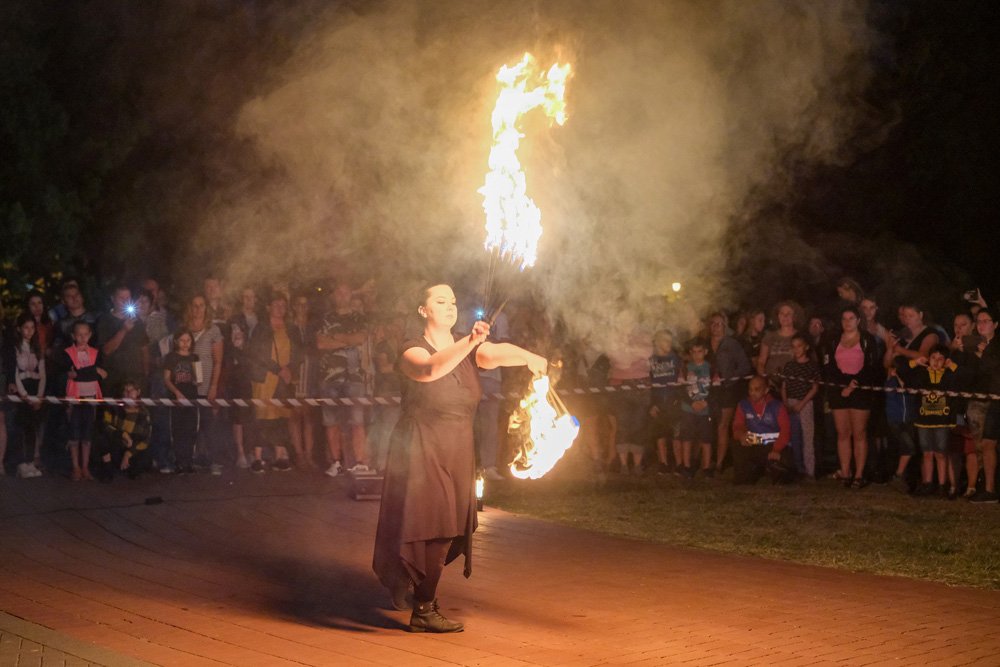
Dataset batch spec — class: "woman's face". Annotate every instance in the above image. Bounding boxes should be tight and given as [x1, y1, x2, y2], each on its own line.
[709, 315, 726, 337]
[421, 284, 458, 329]
[841, 311, 860, 333]
[19, 319, 36, 341]
[293, 296, 309, 316]
[751, 312, 765, 334]
[190, 296, 207, 317]
[777, 305, 795, 328]
[900, 307, 923, 330]
[268, 298, 287, 320]
[28, 295, 44, 318]
[954, 314, 973, 339]
[242, 289, 257, 313]
[859, 299, 878, 323]
[837, 284, 857, 302]
[976, 312, 996, 340]
[137, 295, 151, 318]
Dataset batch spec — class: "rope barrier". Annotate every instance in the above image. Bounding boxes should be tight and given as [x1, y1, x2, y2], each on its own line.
[2, 371, 998, 407]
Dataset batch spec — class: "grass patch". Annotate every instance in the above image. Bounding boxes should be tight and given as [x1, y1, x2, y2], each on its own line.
[485, 456, 1000, 589]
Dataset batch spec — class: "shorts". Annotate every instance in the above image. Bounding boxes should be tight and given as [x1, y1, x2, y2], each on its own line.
[916, 426, 950, 455]
[68, 404, 97, 442]
[647, 405, 679, 440]
[710, 381, 745, 411]
[827, 387, 876, 411]
[678, 411, 713, 444]
[610, 389, 648, 445]
[887, 421, 916, 457]
[321, 379, 365, 427]
[983, 402, 1000, 442]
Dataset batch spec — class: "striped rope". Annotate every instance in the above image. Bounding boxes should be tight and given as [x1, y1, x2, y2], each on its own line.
[1, 372, 997, 407]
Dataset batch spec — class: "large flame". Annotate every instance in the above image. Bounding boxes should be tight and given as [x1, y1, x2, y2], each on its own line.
[479, 53, 571, 270]
[509, 375, 580, 480]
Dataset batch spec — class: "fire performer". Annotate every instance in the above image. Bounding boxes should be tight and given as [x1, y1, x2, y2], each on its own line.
[373, 283, 547, 633]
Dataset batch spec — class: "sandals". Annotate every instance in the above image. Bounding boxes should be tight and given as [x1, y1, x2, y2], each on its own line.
[851, 477, 869, 489]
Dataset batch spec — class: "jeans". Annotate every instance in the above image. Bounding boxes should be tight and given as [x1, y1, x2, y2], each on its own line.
[787, 398, 815, 477]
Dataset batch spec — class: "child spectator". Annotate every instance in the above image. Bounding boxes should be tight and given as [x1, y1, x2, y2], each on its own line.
[648, 329, 681, 475]
[8, 314, 46, 477]
[162, 329, 200, 474]
[96, 380, 152, 481]
[780, 334, 820, 479]
[883, 366, 918, 494]
[732, 376, 793, 485]
[678, 339, 713, 478]
[904, 345, 966, 498]
[64, 321, 106, 481]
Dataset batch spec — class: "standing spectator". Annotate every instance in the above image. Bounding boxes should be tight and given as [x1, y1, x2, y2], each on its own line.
[949, 312, 980, 496]
[740, 309, 766, 371]
[369, 313, 404, 473]
[859, 297, 891, 360]
[457, 301, 511, 481]
[24, 291, 54, 363]
[162, 330, 199, 474]
[807, 316, 826, 351]
[887, 304, 940, 367]
[317, 282, 371, 476]
[732, 376, 793, 485]
[184, 295, 224, 472]
[288, 291, 319, 469]
[708, 312, 752, 475]
[970, 308, 1000, 503]
[203, 277, 229, 330]
[648, 329, 681, 475]
[678, 339, 713, 478]
[228, 287, 261, 469]
[96, 286, 149, 396]
[835, 277, 864, 308]
[884, 365, 918, 493]
[607, 318, 651, 475]
[7, 314, 46, 477]
[821, 306, 882, 488]
[139, 284, 174, 474]
[63, 321, 106, 481]
[52, 282, 98, 361]
[903, 346, 966, 498]
[757, 301, 803, 392]
[781, 334, 820, 479]
[246, 293, 299, 472]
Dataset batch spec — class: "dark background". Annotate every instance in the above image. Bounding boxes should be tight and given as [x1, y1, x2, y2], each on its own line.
[2, 0, 998, 317]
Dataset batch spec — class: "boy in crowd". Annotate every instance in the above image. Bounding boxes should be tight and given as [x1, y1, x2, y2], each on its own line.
[648, 329, 681, 475]
[732, 376, 793, 485]
[780, 334, 820, 479]
[96, 380, 152, 481]
[678, 339, 713, 479]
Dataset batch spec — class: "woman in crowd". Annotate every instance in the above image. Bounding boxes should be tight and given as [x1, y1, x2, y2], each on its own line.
[246, 292, 300, 472]
[228, 287, 260, 469]
[887, 304, 940, 367]
[757, 301, 803, 391]
[24, 291, 54, 363]
[821, 305, 882, 488]
[373, 283, 547, 633]
[708, 312, 752, 475]
[7, 314, 46, 477]
[184, 295, 224, 471]
[740, 309, 766, 371]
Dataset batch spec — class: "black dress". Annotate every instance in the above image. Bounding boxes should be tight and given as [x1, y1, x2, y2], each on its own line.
[372, 338, 482, 588]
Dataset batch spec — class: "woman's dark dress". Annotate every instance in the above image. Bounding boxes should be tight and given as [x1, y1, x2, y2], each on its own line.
[373, 338, 482, 588]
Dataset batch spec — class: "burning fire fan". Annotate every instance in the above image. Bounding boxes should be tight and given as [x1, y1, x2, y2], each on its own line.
[478, 53, 579, 479]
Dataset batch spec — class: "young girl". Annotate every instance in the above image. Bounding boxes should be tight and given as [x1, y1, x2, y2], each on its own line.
[162, 329, 200, 474]
[65, 321, 106, 481]
[648, 329, 681, 475]
[780, 334, 820, 479]
[10, 314, 46, 477]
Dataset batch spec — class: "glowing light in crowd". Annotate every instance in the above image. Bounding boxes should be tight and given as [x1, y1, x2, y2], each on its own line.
[509, 375, 580, 480]
[479, 53, 571, 270]
[671, 282, 682, 293]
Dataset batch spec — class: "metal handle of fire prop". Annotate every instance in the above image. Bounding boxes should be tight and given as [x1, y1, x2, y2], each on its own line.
[507, 360, 570, 476]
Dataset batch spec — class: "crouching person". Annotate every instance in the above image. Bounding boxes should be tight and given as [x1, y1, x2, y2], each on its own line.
[732, 376, 794, 484]
[96, 380, 152, 481]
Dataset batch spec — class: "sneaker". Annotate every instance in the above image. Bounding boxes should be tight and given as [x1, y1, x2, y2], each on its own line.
[159, 464, 176, 474]
[890, 474, 909, 495]
[236, 457, 250, 470]
[210, 464, 223, 476]
[25, 462, 42, 478]
[913, 482, 935, 497]
[851, 477, 869, 489]
[657, 462, 669, 476]
[250, 460, 266, 474]
[17, 463, 34, 479]
[968, 489, 999, 504]
[962, 486, 978, 500]
[325, 461, 342, 478]
[348, 463, 370, 475]
[947, 486, 959, 501]
[272, 459, 292, 472]
[483, 466, 505, 481]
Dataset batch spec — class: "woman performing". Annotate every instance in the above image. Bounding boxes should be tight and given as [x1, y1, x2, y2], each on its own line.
[373, 284, 547, 633]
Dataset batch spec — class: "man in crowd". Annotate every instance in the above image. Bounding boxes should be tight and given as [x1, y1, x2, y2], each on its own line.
[96, 285, 149, 396]
[732, 375, 794, 485]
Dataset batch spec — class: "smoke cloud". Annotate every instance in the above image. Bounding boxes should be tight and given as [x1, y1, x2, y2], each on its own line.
[196, 0, 874, 349]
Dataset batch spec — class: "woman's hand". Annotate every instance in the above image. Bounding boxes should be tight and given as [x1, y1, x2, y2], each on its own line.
[470, 320, 491, 346]
[525, 352, 548, 377]
[173, 390, 186, 401]
[67, 369, 77, 380]
[840, 379, 858, 397]
[97, 368, 108, 379]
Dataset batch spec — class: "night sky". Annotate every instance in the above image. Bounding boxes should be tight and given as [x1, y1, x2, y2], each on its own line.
[2, 0, 999, 320]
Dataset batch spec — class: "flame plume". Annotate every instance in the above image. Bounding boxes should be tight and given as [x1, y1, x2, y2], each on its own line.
[508, 375, 580, 480]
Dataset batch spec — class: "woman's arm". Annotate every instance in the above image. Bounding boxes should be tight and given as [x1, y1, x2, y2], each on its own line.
[399, 323, 490, 383]
[756, 341, 770, 376]
[208, 337, 223, 400]
[476, 342, 547, 375]
[36, 358, 46, 397]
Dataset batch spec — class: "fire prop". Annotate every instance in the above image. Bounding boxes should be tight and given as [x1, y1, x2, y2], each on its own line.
[477, 52, 579, 479]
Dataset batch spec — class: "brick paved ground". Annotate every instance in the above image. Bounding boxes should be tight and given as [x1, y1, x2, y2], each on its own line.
[1, 471, 998, 666]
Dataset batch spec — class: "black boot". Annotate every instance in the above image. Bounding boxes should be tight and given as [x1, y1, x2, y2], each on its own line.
[409, 599, 463, 633]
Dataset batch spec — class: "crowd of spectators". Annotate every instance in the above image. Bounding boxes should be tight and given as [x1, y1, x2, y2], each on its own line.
[2, 274, 999, 505]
